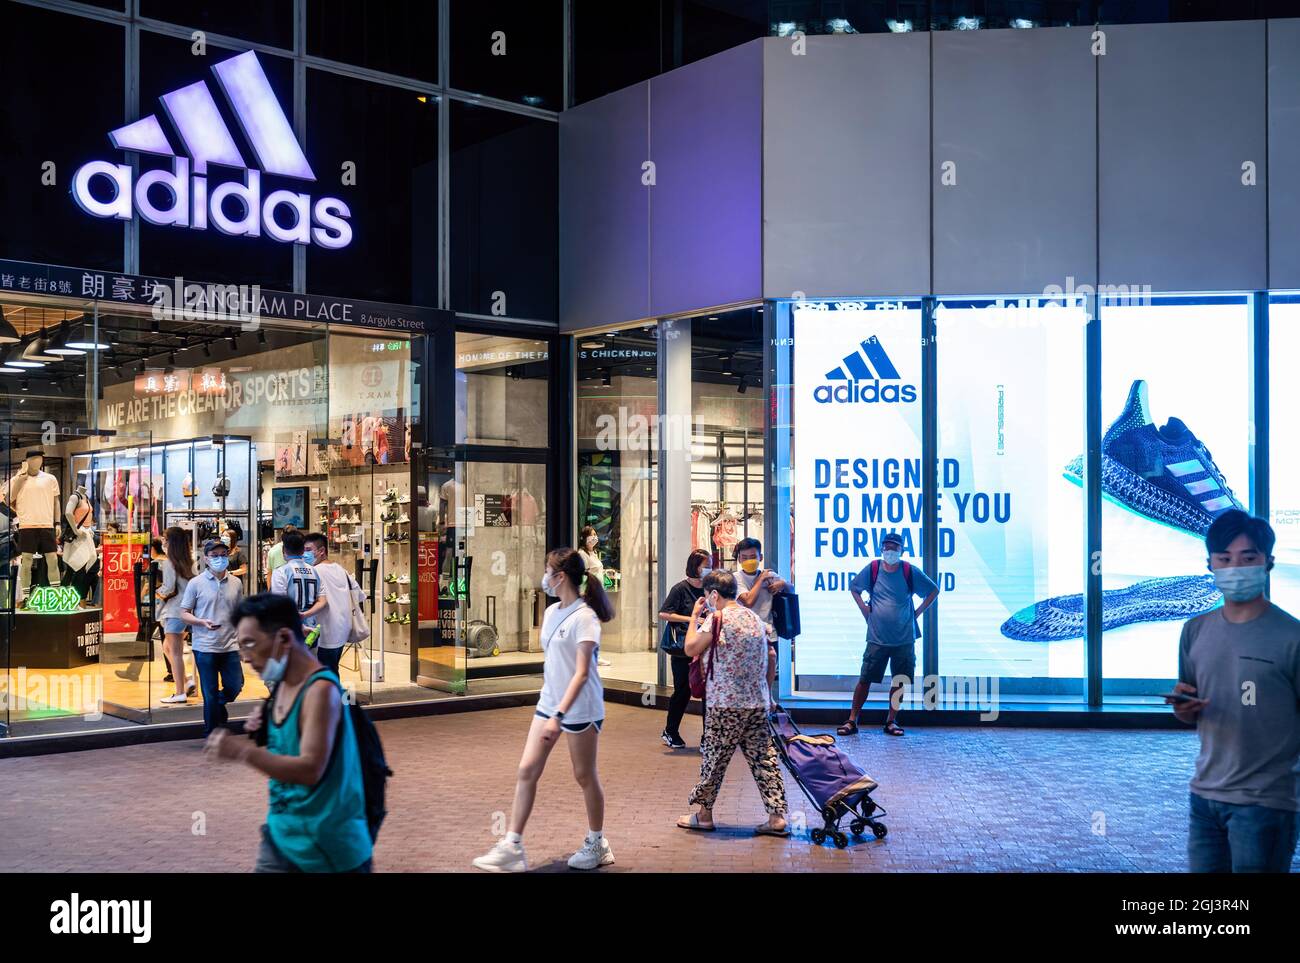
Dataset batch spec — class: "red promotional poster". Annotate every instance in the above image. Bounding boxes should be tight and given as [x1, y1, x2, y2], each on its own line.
[417, 536, 439, 624]
[102, 533, 149, 636]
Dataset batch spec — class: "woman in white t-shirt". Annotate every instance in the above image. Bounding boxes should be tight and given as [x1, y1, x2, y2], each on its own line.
[472, 547, 616, 874]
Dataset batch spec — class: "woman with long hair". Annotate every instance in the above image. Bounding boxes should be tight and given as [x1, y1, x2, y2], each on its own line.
[577, 525, 605, 585]
[473, 547, 616, 873]
[158, 526, 197, 704]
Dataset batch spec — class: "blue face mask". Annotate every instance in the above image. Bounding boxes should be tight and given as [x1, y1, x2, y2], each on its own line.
[208, 556, 229, 573]
[1212, 564, 1267, 602]
[260, 633, 290, 684]
[881, 549, 902, 565]
[303, 551, 317, 566]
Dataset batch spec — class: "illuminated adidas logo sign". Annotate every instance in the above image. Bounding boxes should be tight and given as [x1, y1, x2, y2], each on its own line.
[71, 51, 351, 249]
[814, 336, 916, 404]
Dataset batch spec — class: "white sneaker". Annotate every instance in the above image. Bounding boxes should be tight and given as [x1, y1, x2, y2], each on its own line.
[160, 693, 188, 704]
[567, 835, 614, 870]
[472, 839, 527, 873]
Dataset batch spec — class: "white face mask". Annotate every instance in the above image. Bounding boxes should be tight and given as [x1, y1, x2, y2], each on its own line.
[541, 571, 554, 595]
[1212, 564, 1267, 602]
[881, 549, 902, 565]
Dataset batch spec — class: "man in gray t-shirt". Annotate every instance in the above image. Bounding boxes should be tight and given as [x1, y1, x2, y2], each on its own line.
[181, 539, 245, 735]
[1171, 510, 1300, 873]
[837, 532, 939, 738]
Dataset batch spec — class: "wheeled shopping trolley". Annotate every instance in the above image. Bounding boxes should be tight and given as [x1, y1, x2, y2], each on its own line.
[770, 708, 888, 849]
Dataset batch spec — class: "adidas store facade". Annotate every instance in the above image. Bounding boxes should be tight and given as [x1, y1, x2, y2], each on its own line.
[560, 22, 1300, 712]
[0, 1, 567, 743]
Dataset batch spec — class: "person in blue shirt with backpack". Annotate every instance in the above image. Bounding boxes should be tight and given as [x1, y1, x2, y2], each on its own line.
[837, 532, 939, 738]
[204, 592, 374, 873]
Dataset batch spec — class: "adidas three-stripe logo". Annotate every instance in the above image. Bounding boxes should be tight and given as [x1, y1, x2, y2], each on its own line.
[813, 335, 916, 404]
[825, 336, 901, 381]
[1165, 459, 1236, 514]
[112, 51, 314, 180]
[72, 51, 352, 249]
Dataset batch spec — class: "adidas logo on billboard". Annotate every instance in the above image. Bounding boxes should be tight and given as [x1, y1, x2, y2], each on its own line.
[71, 51, 351, 249]
[814, 336, 917, 404]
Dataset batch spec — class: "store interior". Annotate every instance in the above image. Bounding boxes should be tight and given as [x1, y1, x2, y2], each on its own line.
[0, 294, 462, 737]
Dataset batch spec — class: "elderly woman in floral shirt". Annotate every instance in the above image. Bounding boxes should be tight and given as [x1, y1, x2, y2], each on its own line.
[676, 570, 788, 836]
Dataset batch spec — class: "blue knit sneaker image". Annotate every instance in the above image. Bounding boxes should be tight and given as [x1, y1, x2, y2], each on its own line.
[1064, 380, 1243, 537]
[1000, 575, 1221, 642]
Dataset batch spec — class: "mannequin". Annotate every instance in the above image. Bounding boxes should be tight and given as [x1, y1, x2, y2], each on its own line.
[1, 449, 62, 607]
[63, 475, 98, 605]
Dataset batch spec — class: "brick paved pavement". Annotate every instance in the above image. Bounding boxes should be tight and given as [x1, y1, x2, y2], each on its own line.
[1, 703, 1295, 872]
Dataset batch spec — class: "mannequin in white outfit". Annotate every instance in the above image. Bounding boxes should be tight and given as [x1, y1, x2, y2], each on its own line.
[1, 449, 62, 605]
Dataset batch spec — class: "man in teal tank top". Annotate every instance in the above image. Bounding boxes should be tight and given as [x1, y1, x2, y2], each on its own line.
[204, 593, 373, 873]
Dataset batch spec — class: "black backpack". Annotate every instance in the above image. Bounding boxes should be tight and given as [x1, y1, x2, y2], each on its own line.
[346, 698, 392, 843]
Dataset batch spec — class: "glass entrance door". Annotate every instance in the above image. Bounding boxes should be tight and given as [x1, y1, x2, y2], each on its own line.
[457, 459, 548, 695]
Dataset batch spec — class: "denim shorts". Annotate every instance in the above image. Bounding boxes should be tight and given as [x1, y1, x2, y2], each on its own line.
[162, 617, 185, 635]
[535, 710, 604, 733]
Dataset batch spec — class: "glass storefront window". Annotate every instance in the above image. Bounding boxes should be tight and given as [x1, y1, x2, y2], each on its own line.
[305, 69, 438, 306]
[455, 331, 550, 447]
[307, 0, 438, 83]
[575, 327, 659, 680]
[449, 0, 563, 110]
[454, 460, 548, 694]
[1099, 294, 1252, 698]
[935, 296, 1088, 699]
[450, 103, 558, 321]
[778, 298, 923, 696]
[571, 0, 664, 104]
[1268, 295, 1300, 614]
[140, 1, 295, 49]
[685, 310, 766, 574]
[0, 285, 448, 738]
[0, 5, 124, 271]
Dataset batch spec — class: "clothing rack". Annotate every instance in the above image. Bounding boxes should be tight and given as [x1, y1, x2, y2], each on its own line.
[690, 425, 762, 566]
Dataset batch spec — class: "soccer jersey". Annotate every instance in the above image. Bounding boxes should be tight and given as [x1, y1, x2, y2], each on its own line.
[271, 558, 323, 628]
